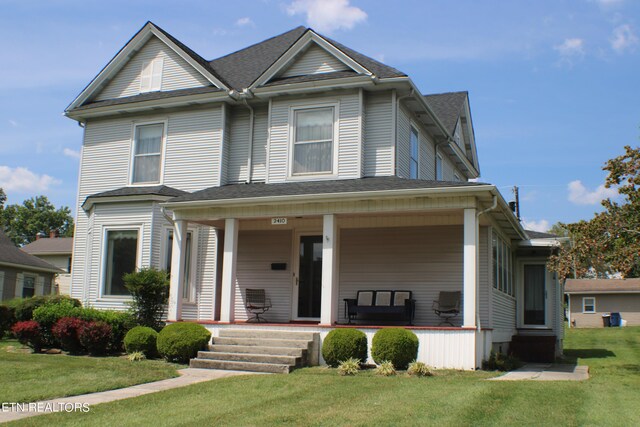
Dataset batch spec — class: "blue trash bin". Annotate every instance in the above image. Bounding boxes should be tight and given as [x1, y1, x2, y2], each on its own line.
[610, 312, 621, 327]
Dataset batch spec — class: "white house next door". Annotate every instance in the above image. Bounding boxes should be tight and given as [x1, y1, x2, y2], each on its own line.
[523, 264, 546, 326]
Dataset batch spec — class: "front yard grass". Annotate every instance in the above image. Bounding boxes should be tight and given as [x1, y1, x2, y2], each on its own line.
[0, 339, 179, 403]
[8, 327, 640, 426]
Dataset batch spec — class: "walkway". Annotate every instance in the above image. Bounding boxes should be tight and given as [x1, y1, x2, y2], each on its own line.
[489, 363, 590, 381]
[0, 368, 258, 423]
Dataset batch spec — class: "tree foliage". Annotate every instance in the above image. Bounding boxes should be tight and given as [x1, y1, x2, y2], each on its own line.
[123, 268, 170, 331]
[0, 192, 74, 246]
[549, 145, 640, 279]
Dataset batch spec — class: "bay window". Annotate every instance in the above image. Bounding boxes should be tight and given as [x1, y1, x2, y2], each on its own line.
[103, 229, 138, 296]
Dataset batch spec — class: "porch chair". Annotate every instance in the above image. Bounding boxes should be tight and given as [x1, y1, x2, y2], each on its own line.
[432, 291, 461, 326]
[245, 289, 272, 323]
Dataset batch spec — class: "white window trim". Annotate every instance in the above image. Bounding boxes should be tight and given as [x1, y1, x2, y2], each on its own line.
[22, 273, 37, 298]
[98, 225, 143, 300]
[287, 102, 340, 180]
[128, 119, 168, 186]
[161, 226, 199, 303]
[517, 259, 551, 329]
[409, 125, 420, 179]
[436, 154, 443, 181]
[582, 297, 596, 313]
[140, 58, 164, 93]
[492, 229, 515, 298]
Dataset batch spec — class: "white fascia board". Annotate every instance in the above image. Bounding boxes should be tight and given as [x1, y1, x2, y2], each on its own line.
[462, 99, 480, 173]
[565, 291, 640, 295]
[250, 31, 372, 90]
[447, 139, 480, 178]
[82, 194, 175, 211]
[518, 237, 569, 247]
[66, 23, 227, 113]
[0, 261, 62, 274]
[251, 75, 375, 98]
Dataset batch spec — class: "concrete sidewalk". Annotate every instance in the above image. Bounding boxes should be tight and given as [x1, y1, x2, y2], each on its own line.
[0, 368, 259, 423]
[489, 363, 589, 381]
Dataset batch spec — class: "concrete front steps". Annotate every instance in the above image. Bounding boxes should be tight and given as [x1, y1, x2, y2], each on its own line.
[190, 328, 320, 374]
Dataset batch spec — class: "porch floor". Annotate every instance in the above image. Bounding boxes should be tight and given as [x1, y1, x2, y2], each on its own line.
[186, 320, 482, 331]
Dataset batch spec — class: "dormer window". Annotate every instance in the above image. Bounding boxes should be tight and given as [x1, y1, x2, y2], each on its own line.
[140, 58, 163, 92]
[410, 127, 419, 179]
[132, 123, 164, 184]
[436, 154, 443, 181]
[292, 106, 335, 175]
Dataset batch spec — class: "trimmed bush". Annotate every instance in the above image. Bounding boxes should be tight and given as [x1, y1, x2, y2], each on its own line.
[371, 328, 419, 370]
[157, 323, 211, 363]
[6, 295, 81, 322]
[322, 329, 368, 368]
[32, 299, 79, 346]
[79, 321, 112, 356]
[124, 326, 158, 357]
[11, 320, 43, 352]
[123, 268, 170, 331]
[52, 317, 87, 354]
[0, 305, 14, 338]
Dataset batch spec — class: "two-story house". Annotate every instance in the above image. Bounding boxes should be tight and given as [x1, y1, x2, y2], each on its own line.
[65, 22, 563, 370]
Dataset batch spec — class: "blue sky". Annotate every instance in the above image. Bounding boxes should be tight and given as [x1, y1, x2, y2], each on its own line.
[0, 0, 638, 231]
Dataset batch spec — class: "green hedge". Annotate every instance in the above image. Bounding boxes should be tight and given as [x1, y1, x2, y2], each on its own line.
[322, 329, 368, 367]
[157, 323, 211, 363]
[371, 328, 419, 370]
[1, 295, 81, 324]
[124, 326, 158, 357]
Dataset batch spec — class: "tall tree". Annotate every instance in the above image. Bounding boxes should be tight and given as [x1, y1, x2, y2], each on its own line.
[0, 195, 74, 246]
[549, 145, 640, 279]
[0, 188, 6, 211]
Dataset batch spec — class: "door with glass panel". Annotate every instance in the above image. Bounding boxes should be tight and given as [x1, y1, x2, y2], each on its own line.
[293, 235, 323, 319]
[523, 264, 546, 326]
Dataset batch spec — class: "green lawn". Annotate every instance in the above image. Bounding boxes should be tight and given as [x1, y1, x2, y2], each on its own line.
[0, 339, 179, 403]
[9, 327, 640, 426]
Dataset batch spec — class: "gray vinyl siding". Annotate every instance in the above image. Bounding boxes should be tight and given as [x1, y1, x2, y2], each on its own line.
[95, 36, 211, 101]
[251, 106, 268, 182]
[442, 154, 461, 181]
[478, 226, 490, 327]
[492, 289, 516, 334]
[363, 92, 394, 176]
[418, 126, 436, 180]
[221, 105, 231, 185]
[267, 92, 361, 183]
[396, 104, 411, 178]
[227, 107, 250, 184]
[234, 230, 293, 322]
[279, 44, 350, 78]
[163, 107, 223, 191]
[338, 225, 464, 326]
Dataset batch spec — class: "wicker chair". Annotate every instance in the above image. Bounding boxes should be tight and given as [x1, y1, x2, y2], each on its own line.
[245, 289, 272, 323]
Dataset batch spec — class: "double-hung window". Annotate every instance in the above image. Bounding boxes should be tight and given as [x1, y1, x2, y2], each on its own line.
[583, 297, 596, 313]
[292, 107, 334, 175]
[22, 275, 36, 298]
[410, 127, 419, 179]
[165, 230, 195, 301]
[132, 123, 164, 184]
[103, 229, 139, 296]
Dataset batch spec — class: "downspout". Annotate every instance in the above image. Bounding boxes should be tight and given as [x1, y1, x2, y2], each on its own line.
[242, 98, 255, 184]
[394, 89, 414, 176]
[474, 195, 498, 333]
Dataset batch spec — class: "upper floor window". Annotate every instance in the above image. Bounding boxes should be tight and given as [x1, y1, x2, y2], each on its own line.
[132, 123, 164, 184]
[140, 59, 163, 92]
[410, 127, 419, 179]
[435, 154, 443, 181]
[292, 107, 334, 175]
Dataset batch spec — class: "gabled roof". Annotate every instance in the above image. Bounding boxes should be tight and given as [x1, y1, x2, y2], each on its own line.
[565, 279, 640, 293]
[21, 237, 73, 256]
[82, 185, 188, 210]
[424, 92, 468, 135]
[0, 230, 62, 273]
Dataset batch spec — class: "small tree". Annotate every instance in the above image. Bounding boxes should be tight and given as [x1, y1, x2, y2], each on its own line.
[123, 268, 170, 330]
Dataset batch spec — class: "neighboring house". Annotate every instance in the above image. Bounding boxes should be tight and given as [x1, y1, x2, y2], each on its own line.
[0, 230, 62, 301]
[566, 278, 640, 328]
[64, 22, 564, 369]
[21, 231, 74, 295]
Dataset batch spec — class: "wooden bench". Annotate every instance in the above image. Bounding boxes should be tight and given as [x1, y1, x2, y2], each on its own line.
[344, 290, 416, 325]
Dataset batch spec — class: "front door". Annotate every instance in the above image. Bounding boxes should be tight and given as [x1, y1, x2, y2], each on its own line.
[295, 235, 323, 319]
[523, 264, 546, 326]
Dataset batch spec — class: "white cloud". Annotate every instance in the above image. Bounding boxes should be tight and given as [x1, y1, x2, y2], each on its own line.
[567, 180, 617, 205]
[235, 17, 254, 27]
[0, 166, 61, 192]
[286, 0, 367, 33]
[522, 219, 550, 233]
[610, 24, 638, 53]
[554, 38, 585, 62]
[63, 148, 81, 160]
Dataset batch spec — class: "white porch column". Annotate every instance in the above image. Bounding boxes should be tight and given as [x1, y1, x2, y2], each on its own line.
[167, 220, 188, 321]
[320, 214, 339, 326]
[220, 218, 239, 323]
[463, 208, 478, 328]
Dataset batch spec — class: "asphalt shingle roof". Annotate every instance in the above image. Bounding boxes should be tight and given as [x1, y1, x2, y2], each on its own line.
[263, 70, 358, 87]
[83, 185, 188, 207]
[525, 230, 559, 239]
[423, 92, 468, 135]
[75, 86, 222, 111]
[21, 238, 73, 255]
[0, 230, 62, 272]
[565, 279, 640, 293]
[168, 176, 488, 204]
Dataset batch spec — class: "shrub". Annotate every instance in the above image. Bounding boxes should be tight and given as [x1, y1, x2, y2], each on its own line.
[128, 351, 146, 362]
[322, 329, 368, 368]
[124, 326, 158, 357]
[123, 268, 169, 331]
[79, 321, 112, 356]
[32, 299, 80, 346]
[52, 317, 87, 354]
[157, 322, 211, 363]
[7, 295, 81, 322]
[407, 361, 433, 377]
[371, 328, 419, 370]
[482, 352, 521, 372]
[11, 320, 43, 352]
[375, 360, 396, 376]
[0, 305, 14, 338]
[337, 358, 361, 376]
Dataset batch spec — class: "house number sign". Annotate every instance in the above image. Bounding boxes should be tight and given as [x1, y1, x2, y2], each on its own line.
[271, 217, 288, 225]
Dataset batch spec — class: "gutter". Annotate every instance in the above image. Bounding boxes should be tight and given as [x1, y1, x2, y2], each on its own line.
[0, 261, 63, 275]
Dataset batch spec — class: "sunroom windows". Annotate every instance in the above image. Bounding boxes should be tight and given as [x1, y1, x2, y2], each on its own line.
[132, 123, 164, 184]
[492, 231, 513, 296]
[292, 106, 335, 175]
